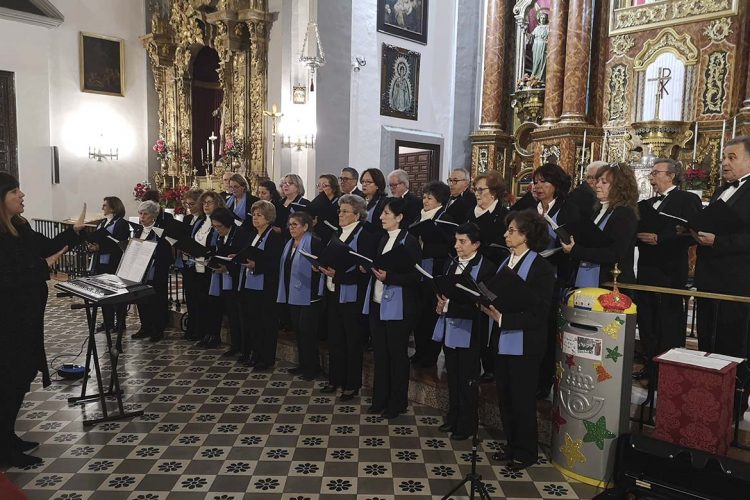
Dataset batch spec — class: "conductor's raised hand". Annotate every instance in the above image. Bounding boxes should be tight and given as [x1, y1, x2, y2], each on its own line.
[45, 245, 68, 268]
[73, 203, 87, 233]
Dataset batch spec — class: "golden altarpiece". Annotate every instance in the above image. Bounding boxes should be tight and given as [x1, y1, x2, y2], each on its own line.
[472, 0, 750, 201]
[141, 0, 274, 191]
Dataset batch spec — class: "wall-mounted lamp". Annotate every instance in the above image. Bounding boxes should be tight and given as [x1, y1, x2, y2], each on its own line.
[281, 134, 316, 151]
[88, 146, 119, 161]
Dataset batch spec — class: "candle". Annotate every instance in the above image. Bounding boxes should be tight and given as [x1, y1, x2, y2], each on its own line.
[206, 140, 210, 161]
[732, 116, 737, 139]
[580, 130, 588, 183]
[692, 121, 698, 162]
[719, 119, 727, 182]
[622, 140, 627, 161]
[201, 148, 204, 163]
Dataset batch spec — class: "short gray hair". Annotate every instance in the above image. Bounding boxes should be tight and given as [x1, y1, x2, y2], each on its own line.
[653, 158, 682, 185]
[451, 167, 470, 180]
[388, 169, 410, 188]
[339, 194, 367, 219]
[587, 161, 608, 175]
[138, 200, 160, 217]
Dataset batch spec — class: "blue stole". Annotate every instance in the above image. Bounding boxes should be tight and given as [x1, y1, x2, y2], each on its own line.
[339, 224, 363, 303]
[228, 194, 247, 221]
[98, 218, 119, 265]
[277, 232, 322, 305]
[496, 251, 538, 355]
[243, 227, 271, 291]
[209, 227, 238, 296]
[574, 211, 613, 288]
[543, 204, 560, 250]
[432, 256, 483, 349]
[362, 232, 408, 321]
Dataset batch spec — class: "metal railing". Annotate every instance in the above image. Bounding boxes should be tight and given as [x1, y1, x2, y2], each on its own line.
[33, 218, 94, 279]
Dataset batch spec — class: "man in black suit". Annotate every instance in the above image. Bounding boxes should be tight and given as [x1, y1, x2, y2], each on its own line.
[635, 159, 702, 378]
[387, 169, 421, 226]
[694, 136, 750, 360]
[220, 171, 233, 200]
[340, 167, 365, 197]
[444, 168, 476, 222]
[568, 161, 604, 221]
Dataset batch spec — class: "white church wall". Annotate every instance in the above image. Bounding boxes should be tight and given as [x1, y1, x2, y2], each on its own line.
[47, 0, 148, 220]
[0, 19, 54, 220]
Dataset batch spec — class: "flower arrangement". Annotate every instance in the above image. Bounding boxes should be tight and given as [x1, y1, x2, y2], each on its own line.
[152, 138, 170, 161]
[516, 73, 543, 90]
[683, 167, 709, 190]
[133, 180, 152, 201]
[162, 185, 190, 214]
[223, 132, 243, 160]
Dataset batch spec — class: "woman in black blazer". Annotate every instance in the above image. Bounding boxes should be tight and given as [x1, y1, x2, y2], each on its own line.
[561, 162, 639, 287]
[277, 174, 311, 239]
[226, 173, 260, 231]
[467, 170, 509, 381]
[311, 174, 342, 243]
[206, 208, 251, 357]
[258, 180, 284, 233]
[360, 168, 388, 234]
[191, 191, 224, 347]
[176, 189, 204, 340]
[364, 197, 421, 419]
[483, 210, 556, 470]
[87, 196, 129, 333]
[318, 194, 376, 399]
[238, 200, 284, 370]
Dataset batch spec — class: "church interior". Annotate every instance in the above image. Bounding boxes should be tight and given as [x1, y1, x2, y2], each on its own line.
[3, 0, 750, 498]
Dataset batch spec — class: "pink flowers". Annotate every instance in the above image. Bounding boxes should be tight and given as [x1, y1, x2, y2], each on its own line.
[223, 132, 243, 159]
[152, 138, 170, 160]
[133, 180, 152, 201]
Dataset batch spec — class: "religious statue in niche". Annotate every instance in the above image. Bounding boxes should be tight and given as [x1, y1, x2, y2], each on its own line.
[517, 2, 550, 89]
[529, 11, 549, 82]
[380, 43, 420, 120]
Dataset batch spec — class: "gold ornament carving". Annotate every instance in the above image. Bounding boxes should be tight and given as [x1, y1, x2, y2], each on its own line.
[672, 0, 732, 18]
[609, 0, 738, 36]
[607, 65, 628, 122]
[610, 35, 635, 57]
[542, 144, 561, 163]
[702, 51, 728, 115]
[633, 28, 698, 70]
[703, 17, 733, 43]
[613, 4, 668, 31]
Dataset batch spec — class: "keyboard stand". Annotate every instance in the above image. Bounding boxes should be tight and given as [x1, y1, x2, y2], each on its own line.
[67, 298, 144, 426]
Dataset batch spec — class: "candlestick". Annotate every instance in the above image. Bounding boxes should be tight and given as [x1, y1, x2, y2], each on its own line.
[206, 140, 210, 162]
[201, 148, 204, 163]
[622, 140, 627, 162]
[732, 116, 737, 139]
[719, 119, 727, 183]
[692, 121, 698, 162]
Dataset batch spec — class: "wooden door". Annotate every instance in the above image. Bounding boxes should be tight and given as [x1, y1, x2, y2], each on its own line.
[0, 71, 18, 178]
[395, 141, 439, 196]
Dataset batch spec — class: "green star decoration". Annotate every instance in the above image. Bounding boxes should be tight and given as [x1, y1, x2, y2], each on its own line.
[582, 416, 616, 450]
[605, 346, 622, 363]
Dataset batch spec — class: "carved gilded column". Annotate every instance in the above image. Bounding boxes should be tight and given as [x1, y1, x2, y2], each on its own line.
[559, 0, 593, 123]
[741, 49, 750, 113]
[541, 0, 568, 126]
[479, 0, 508, 132]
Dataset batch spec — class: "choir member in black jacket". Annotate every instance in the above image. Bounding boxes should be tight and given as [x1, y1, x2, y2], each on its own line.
[529, 163, 581, 398]
[258, 179, 283, 233]
[387, 169, 421, 226]
[311, 174, 342, 243]
[508, 189, 537, 212]
[567, 161, 606, 222]
[193, 191, 225, 348]
[206, 208, 251, 357]
[361, 168, 388, 233]
[175, 189, 204, 340]
[433, 223, 496, 439]
[141, 189, 174, 227]
[277, 211, 325, 380]
[219, 171, 233, 201]
[467, 170, 509, 381]
[411, 181, 454, 368]
[364, 198, 422, 419]
[132, 201, 174, 342]
[226, 173, 260, 231]
[562, 163, 639, 287]
[238, 200, 284, 370]
[277, 174, 310, 239]
[483, 210, 556, 470]
[694, 136, 750, 360]
[340, 167, 365, 197]
[635, 159, 702, 378]
[88, 196, 130, 333]
[0, 173, 84, 467]
[444, 168, 476, 222]
[319, 195, 377, 399]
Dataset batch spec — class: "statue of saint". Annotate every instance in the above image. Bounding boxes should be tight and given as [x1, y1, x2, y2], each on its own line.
[529, 11, 549, 83]
[389, 59, 412, 112]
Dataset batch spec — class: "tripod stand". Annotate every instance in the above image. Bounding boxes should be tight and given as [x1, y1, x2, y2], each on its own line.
[442, 379, 492, 500]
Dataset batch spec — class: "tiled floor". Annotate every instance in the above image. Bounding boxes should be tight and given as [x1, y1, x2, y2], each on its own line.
[1, 290, 602, 499]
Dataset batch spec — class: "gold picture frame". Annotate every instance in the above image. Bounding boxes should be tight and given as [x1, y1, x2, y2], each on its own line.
[79, 32, 125, 96]
[609, 0, 739, 36]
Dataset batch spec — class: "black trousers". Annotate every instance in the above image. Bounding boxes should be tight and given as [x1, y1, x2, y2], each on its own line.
[637, 290, 687, 361]
[206, 294, 225, 340]
[413, 282, 441, 365]
[137, 279, 168, 337]
[697, 298, 750, 358]
[188, 271, 213, 339]
[537, 292, 562, 395]
[240, 290, 279, 366]
[289, 302, 322, 377]
[224, 291, 243, 351]
[0, 386, 25, 456]
[370, 304, 411, 413]
[480, 323, 495, 376]
[444, 343, 480, 435]
[326, 292, 364, 391]
[182, 266, 198, 338]
[97, 262, 125, 332]
[495, 354, 541, 464]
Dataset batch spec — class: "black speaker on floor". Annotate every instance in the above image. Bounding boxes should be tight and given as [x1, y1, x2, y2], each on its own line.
[599, 434, 750, 500]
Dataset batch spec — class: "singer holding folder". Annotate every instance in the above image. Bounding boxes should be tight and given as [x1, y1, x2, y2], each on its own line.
[318, 194, 376, 399]
[225, 173, 260, 230]
[175, 189, 204, 341]
[433, 223, 496, 440]
[363, 198, 421, 419]
[482, 210, 555, 470]
[0, 173, 85, 467]
[277, 174, 310, 239]
[191, 191, 224, 346]
[561, 162, 639, 287]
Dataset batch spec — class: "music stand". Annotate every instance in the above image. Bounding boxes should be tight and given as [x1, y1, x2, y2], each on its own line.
[61, 239, 156, 426]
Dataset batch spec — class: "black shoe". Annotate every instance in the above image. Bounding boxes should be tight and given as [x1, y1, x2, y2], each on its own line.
[253, 363, 268, 372]
[222, 348, 239, 358]
[340, 390, 359, 401]
[11, 435, 39, 453]
[131, 329, 150, 340]
[479, 372, 494, 383]
[383, 410, 401, 420]
[301, 373, 322, 381]
[245, 355, 258, 367]
[320, 384, 338, 393]
[508, 458, 535, 471]
[491, 450, 513, 462]
[204, 336, 220, 348]
[195, 336, 209, 347]
[96, 322, 107, 333]
[367, 405, 385, 414]
[288, 366, 303, 375]
[0, 450, 43, 468]
[238, 355, 249, 364]
[451, 432, 470, 441]
[439, 423, 455, 433]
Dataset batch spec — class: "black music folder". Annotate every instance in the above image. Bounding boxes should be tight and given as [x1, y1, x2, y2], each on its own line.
[660, 200, 746, 235]
[408, 218, 458, 243]
[555, 219, 612, 247]
[162, 217, 191, 242]
[433, 273, 485, 305]
[637, 201, 672, 234]
[476, 265, 535, 313]
[298, 238, 356, 271]
[84, 229, 126, 254]
[173, 237, 212, 258]
[231, 244, 265, 264]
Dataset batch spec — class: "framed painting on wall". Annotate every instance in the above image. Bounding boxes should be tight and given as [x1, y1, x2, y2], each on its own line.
[377, 0, 428, 44]
[79, 32, 125, 96]
[380, 44, 420, 121]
